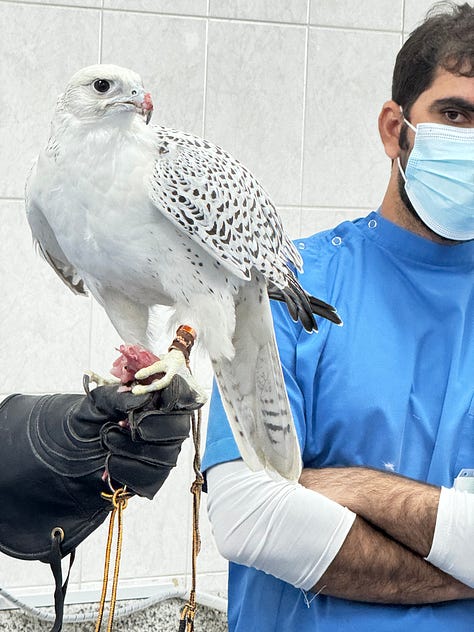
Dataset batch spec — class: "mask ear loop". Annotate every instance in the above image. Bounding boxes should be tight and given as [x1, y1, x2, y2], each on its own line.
[397, 106, 416, 181]
[397, 157, 407, 182]
[400, 108, 417, 133]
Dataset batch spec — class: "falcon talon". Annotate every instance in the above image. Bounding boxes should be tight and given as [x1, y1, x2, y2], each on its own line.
[134, 361, 164, 380]
[131, 384, 148, 396]
[86, 371, 121, 387]
[131, 379, 167, 395]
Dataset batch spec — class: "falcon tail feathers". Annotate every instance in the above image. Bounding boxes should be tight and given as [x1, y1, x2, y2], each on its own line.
[268, 277, 342, 332]
[306, 292, 343, 326]
[211, 277, 302, 482]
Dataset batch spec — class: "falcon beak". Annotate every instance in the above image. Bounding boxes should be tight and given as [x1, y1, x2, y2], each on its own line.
[120, 92, 153, 123]
[142, 92, 153, 125]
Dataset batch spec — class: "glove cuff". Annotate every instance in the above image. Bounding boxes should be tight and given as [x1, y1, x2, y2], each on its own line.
[106, 454, 175, 499]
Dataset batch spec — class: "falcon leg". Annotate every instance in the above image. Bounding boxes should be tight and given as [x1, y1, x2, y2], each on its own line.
[87, 289, 151, 388]
[98, 287, 150, 345]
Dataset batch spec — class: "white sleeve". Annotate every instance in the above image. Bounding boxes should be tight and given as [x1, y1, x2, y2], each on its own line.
[425, 486, 474, 587]
[206, 460, 356, 590]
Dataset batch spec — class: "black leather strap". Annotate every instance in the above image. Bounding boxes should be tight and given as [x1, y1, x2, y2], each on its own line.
[49, 531, 76, 632]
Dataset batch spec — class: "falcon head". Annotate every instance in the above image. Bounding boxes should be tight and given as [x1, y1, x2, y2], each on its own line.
[59, 64, 154, 125]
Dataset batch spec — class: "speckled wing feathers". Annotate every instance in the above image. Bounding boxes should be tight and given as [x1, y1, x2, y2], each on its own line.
[148, 127, 302, 288]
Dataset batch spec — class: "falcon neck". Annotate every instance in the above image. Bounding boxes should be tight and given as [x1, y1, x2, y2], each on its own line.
[52, 109, 156, 149]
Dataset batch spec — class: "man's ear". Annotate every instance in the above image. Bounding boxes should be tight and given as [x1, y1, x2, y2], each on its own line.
[378, 100, 404, 160]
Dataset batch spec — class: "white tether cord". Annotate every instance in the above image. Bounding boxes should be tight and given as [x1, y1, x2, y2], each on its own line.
[0, 585, 227, 623]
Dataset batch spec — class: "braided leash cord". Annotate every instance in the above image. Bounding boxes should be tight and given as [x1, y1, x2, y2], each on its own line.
[179, 405, 204, 631]
[95, 487, 131, 632]
[171, 325, 204, 631]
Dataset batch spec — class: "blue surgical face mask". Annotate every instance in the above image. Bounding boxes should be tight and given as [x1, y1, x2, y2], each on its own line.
[397, 112, 474, 241]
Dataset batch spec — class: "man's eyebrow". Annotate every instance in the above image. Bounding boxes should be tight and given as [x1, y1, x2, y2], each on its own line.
[429, 97, 474, 112]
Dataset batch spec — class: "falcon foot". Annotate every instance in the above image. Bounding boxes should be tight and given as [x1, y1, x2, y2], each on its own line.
[133, 348, 186, 393]
[132, 349, 207, 405]
[132, 325, 207, 404]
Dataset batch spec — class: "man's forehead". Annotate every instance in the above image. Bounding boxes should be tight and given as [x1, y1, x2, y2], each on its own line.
[415, 67, 474, 109]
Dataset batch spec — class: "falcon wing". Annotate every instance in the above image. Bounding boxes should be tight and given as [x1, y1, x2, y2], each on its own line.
[25, 201, 87, 296]
[147, 126, 302, 289]
[212, 274, 302, 481]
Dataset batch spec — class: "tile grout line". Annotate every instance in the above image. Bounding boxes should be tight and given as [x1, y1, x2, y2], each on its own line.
[0, 197, 372, 211]
[296, 0, 311, 237]
[97, 0, 104, 64]
[201, 0, 210, 138]
[0, 1, 403, 35]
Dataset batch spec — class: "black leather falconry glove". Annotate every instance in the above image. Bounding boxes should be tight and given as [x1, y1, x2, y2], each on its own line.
[0, 374, 202, 564]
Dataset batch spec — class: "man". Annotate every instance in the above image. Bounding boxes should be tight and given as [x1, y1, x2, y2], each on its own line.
[203, 2, 474, 631]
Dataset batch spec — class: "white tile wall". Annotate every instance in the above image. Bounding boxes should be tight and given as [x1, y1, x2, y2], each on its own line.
[404, 0, 443, 33]
[0, 0, 457, 612]
[302, 27, 400, 209]
[104, 0, 207, 16]
[101, 11, 207, 134]
[310, 0, 402, 30]
[25, 0, 101, 6]
[205, 19, 307, 206]
[0, 2, 101, 198]
[209, 0, 308, 23]
[299, 207, 365, 238]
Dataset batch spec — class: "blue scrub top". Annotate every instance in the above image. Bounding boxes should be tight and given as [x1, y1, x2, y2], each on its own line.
[203, 211, 474, 632]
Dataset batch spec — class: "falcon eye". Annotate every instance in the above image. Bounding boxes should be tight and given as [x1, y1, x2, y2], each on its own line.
[93, 79, 111, 93]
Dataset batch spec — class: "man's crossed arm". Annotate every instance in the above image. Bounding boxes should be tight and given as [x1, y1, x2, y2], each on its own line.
[299, 467, 474, 602]
[207, 461, 474, 604]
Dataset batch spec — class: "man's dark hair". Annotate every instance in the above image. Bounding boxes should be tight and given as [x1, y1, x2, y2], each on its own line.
[392, 2, 474, 114]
